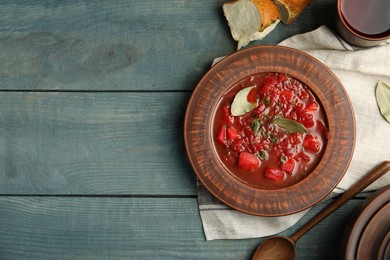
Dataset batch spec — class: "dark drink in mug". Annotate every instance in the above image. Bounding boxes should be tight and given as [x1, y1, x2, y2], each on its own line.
[337, 0, 390, 46]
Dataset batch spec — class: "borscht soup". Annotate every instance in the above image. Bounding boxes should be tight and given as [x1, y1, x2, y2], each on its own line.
[213, 72, 328, 189]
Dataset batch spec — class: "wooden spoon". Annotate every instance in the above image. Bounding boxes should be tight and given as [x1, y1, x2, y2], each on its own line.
[252, 161, 390, 260]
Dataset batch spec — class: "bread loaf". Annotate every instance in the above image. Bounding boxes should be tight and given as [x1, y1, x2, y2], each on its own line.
[273, 0, 311, 24]
[223, 0, 311, 49]
[223, 0, 280, 49]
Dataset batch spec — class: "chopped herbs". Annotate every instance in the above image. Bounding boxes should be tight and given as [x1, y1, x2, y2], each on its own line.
[271, 135, 279, 144]
[280, 155, 287, 164]
[260, 127, 269, 138]
[255, 150, 269, 161]
[251, 119, 261, 134]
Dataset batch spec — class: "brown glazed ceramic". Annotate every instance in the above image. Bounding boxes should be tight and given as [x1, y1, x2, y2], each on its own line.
[378, 231, 390, 260]
[336, 0, 390, 47]
[343, 185, 390, 260]
[356, 202, 390, 260]
[184, 46, 355, 216]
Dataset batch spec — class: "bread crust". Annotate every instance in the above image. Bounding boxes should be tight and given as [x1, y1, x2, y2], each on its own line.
[273, 0, 311, 24]
[251, 0, 280, 31]
[222, 0, 310, 48]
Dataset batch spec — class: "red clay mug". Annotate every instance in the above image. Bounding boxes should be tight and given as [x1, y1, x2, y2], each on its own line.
[336, 0, 390, 47]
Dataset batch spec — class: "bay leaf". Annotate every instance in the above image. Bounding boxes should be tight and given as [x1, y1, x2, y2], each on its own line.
[376, 81, 390, 123]
[275, 118, 307, 133]
[231, 86, 256, 116]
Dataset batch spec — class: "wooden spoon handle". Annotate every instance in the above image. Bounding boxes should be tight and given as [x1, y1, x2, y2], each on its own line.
[290, 161, 390, 242]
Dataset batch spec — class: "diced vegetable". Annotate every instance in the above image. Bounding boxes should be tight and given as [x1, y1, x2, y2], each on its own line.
[305, 102, 319, 112]
[295, 151, 311, 162]
[280, 90, 293, 101]
[303, 134, 321, 153]
[238, 152, 260, 170]
[222, 105, 234, 125]
[227, 126, 239, 141]
[266, 76, 278, 86]
[217, 125, 226, 145]
[277, 73, 287, 82]
[264, 168, 285, 181]
[299, 112, 314, 128]
[280, 158, 295, 173]
[317, 119, 329, 140]
[247, 86, 258, 103]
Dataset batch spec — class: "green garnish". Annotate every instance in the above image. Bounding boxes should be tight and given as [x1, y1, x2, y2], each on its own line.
[271, 135, 279, 144]
[280, 155, 287, 164]
[260, 127, 269, 138]
[255, 150, 269, 161]
[251, 119, 261, 135]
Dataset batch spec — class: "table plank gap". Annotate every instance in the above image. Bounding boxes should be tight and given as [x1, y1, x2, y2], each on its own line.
[0, 196, 365, 260]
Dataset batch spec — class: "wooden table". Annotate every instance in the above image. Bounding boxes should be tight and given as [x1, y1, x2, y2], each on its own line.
[0, 1, 371, 259]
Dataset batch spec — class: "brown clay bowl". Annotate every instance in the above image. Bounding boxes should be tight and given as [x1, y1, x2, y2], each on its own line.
[343, 185, 390, 260]
[378, 231, 390, 260]
[184, 46, 355, 216]
[356, 202, 390, 260]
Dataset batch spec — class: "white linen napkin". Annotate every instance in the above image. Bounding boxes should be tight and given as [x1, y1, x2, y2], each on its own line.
[197, 25, 390, 241]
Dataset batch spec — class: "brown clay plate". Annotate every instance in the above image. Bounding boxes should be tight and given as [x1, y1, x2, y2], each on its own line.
[356, 202, 390, 259]
[184, 46, 355, 216]
[378, 231, 390, 260]
[343, 185, 390, 260]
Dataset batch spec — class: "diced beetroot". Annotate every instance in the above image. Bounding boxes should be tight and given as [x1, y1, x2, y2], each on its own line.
[305, 102, 319, 112]
[238, 152, 260, 170]
[227, 127, 239, 141]
[259, 84, 274, 97]
[289, 133, 301, 145]
[217, 125, 226, 145]
[317, 119, 329, 140]
[222, 105, 234, 125]
[280, 90, 293, 101]
[300, 112, 314, 128]
[277, 73, 287, 83]
[303, 134, 321, 153]
[281, 158, 295, 173]
[301, 92, 310, 100]
[247, 87, 258, 103]
[264, 168, 285, 181]
[253, 102, 266, 116]
[294, 151, 311, 162]
[301, 152, 311, 162]
[266, 76, 278, 86]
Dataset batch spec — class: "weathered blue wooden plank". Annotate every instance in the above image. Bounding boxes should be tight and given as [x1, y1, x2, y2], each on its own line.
[0, 92, 195, 195]
[0, 0, 336, 91]
[0, 0, 232, 91]
[0, 196, 364, 259]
